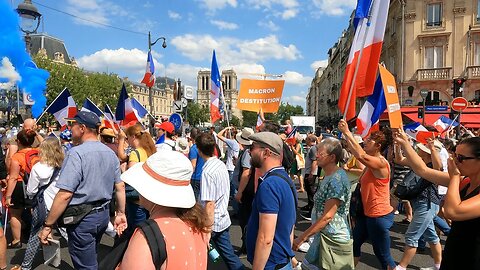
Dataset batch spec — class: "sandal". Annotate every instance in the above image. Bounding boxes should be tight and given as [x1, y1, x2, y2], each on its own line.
[9, 265, 20, 270]
[7, 241, 22, 249]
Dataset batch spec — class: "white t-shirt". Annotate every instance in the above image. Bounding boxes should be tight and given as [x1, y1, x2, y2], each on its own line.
[438, 147, 449, 195]
[155, 139, 176, 152]
[224, 138, 239, 171]
[26, 162, 60, 210]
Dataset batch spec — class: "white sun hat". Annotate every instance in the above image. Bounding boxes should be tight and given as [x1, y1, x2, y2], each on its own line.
[120, 150, 195, 208]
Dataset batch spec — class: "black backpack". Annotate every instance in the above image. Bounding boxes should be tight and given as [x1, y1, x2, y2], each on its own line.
[98, 219, 167, 270]
[394, 170, 430, 200]
[282, 142, 294, 171]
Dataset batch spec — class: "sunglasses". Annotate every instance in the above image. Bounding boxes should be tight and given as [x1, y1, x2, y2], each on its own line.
[454, 153, 477, 163]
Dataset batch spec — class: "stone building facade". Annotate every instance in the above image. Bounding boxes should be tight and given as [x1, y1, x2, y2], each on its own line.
[197, 69, 242, 121]
[127, 79, 174, 119]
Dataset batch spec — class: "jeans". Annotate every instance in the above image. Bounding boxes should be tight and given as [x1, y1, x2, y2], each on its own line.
[418, 215, 451, 249]
[304, 174, 317, 209]
[191, 179, 201, 200]
[126, 202, 149, 234]
[405, 200, 440, 248]
[353, 212, 396, 270]
[277, 261, 292, 270]
[211, 227, 244, 270]
[66, 207, 110, 270]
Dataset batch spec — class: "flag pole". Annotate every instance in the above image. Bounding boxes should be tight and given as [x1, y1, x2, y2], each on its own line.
[343, 0, 376, 120]
[441, 114, 460, 136]
[35, 87, 68, 124]
[220, 81, 230, 129]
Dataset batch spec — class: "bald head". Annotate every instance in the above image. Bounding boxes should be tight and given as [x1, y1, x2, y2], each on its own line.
[23, 118, 35, 131]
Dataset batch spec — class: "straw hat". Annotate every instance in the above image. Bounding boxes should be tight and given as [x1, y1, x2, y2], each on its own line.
[235, 127, 254, 145]
[416, 140, 444, 155]
[120, 151, 195, 208]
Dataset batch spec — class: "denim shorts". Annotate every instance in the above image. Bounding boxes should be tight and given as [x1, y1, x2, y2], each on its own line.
[405, 199, 440, 247]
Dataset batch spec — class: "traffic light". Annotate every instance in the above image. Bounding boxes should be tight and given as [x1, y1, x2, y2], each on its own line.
[418, 107, 423, 119]
[452, 78, 466, 97]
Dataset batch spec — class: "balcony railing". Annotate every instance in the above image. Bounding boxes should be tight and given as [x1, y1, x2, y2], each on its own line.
[416, 67, 452, 81]
[467, 66, 480, 78]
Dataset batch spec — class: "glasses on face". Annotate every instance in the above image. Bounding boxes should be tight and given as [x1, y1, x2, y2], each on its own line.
[317, 152, 331, 159]
[454, 153, 477, 163]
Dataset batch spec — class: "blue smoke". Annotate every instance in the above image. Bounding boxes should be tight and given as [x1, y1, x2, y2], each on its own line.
[0, 0, 49, 118]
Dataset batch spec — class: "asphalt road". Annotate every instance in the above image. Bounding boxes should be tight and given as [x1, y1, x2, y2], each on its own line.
[5, 188, 445, 269]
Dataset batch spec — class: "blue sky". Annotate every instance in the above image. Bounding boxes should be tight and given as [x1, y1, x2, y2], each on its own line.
[11, 0, 356, 109]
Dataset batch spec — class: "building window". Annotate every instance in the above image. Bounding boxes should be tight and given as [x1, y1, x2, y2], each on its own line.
[424, 46, 443, 68]
[425, 90, 440, 105]
[475, 90, 480, 101]
[475, 42, 480, 66]
[477, 0, 480, 22]
[426, 3, 442, 27]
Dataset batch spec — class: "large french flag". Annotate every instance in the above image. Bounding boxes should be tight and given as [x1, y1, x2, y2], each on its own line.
[210, 50, 222, 124]
[115, 83, 139, 127]
[433, 115, 459, 133]
[45, 88, 77, 127]
[356, 75, 387, 138]
[141, 51, 155, 88]
[404, 122, 438, 144]
[339, 0, 390, 120]
[80, 98, 104, 117]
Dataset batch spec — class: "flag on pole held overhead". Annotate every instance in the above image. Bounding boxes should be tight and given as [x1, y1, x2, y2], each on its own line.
[80, 98, 104, 117]
[103, 104, 119, 131]
[433, 115, 459, 134]
[210, 50, 223, 124]
[286, 126, 298, 145]
[115, 83, 146, 127]
[356, 74, 387, 138]
[404, 122, 438, 144]
[141, 51, 155, 88]
[338, 0, 390, 120]
[45, 88, 77, 127]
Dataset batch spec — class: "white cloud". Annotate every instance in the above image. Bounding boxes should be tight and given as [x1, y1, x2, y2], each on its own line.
[168, 10, 182, 20]
[171, 34, 301, 63]
[0, 57, 20, 88]
[283, 95, 306, 108]
[282, 9, 298, 19]
[312, 0, 356, 16]
[210, 20, 239, 30]
[163, 63, 205, 87]
[247, 0, 300, 19]
[198, 0, 238, 11]
[283, 71, 312, 86]
[65, 0, 128, 27]
[77, 48, 164, 80]
[310, 59, 328, 71]
[258, 20, 280, 31]
[224, 63, 266, 80]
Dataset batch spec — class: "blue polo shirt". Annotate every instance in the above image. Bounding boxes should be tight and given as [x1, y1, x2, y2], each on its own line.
[189, 144, 205, 181]
[246, 167, 297, 269]
[56, 141, 121, 205]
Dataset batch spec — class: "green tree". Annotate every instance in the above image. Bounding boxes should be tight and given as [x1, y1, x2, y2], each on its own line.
[276, 102, 304, 124]
[242, 110, 257, 128]
[186, 102, 209, 127]
[33, 55, 123, 109]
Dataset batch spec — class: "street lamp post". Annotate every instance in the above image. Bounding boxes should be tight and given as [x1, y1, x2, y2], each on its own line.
[16, 0, 42, 54]
[147, 31, 166, 132]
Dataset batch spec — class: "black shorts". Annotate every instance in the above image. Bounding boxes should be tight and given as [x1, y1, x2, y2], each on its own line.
[11, 181, 31, 209]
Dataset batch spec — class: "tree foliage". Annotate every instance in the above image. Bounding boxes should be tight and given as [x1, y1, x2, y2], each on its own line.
[33, 55, 123, 109]
[241, 103, 304, 128]
[186, 102, 209, 127]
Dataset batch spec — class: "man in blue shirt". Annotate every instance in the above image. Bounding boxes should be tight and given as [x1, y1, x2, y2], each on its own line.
[188, 127, 204, 199]
[246, 132, 297, 270]
[38, 111, 127, 270]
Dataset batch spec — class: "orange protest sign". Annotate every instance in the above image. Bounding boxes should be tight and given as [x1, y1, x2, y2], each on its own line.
[237, 79, 285, 113]
[378, 64, 403, 128]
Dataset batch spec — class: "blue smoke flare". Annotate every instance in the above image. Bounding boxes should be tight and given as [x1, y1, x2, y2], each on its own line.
[0, 0, 49, 118]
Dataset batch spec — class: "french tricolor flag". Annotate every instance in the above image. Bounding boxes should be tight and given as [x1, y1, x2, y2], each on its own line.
[115, 84, 148, 127]
[356, 74, 386, 138]
[338, 0, 390, 120]
[256, 108, 264, 131]
[433, 115, 459, 134]
[210, 50, 222, 124]
[45, 88, 77, 127]
[80, 98, 104, 117]
[141, 51, 155, 88]
[404, 122, 438, 144]
[103, 104, 120, 131]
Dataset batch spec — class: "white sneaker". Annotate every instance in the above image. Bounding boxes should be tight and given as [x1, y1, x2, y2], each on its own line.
[419, 267, 436, 270]
[298, 242, 310, 253]
[294, 262, 303, 270]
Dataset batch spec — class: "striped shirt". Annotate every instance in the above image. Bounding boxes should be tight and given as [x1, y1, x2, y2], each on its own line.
[200, 157, 231, 232]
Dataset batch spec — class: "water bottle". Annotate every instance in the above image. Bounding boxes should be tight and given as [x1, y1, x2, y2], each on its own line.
[208, 243, 220, 263]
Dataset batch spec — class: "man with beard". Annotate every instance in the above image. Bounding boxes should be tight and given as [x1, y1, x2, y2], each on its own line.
[38, 111, 127, 270]
[246, 132, 297, 270]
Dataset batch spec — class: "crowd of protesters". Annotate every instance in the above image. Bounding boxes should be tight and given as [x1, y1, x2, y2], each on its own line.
[0, 112, 477, 270]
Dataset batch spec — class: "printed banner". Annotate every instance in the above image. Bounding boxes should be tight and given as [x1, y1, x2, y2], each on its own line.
[237, 79, 285, 113]
[23, 92, 35, 105]
[378, 64, 402, 128]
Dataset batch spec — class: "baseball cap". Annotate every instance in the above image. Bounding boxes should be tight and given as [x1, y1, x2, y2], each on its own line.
[249, 132, 283, 155]
[157, 121, 175, 134]
[66, 111, 101, 129]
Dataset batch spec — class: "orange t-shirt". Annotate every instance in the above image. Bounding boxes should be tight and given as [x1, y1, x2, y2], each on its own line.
[360, 164, 393, 217]
[11, 148, 35, 182]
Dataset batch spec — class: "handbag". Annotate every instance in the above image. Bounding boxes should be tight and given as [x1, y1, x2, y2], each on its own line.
[57, 203, 94, 226]
[296, 154, 305, 170]
[319, 232, 354, 270]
